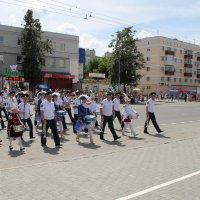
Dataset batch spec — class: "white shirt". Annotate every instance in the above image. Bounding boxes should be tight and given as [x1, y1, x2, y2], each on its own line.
[34, 97, 38, 105]
[40, 100, 55, 120]
[73, 98, 81, 114]
[146, 98, 155, 113]
[6, 97, 18, 111]
[89, 101, 97, 113]
[113, 98, 120, 111]
[57, 96, 64, 106]
[122, 104, 137, 118]
[63, 96, 71, 104]
[19, 102, 31, 119]
[101, 99, 113, 116]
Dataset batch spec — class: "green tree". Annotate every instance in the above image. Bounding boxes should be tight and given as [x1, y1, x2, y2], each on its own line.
[109, 26, 145, 92]
[84, 56, 112, 78]
[19, 9, 52, 88]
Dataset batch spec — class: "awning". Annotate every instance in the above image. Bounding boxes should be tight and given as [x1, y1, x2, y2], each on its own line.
[42, 72, 75, 79]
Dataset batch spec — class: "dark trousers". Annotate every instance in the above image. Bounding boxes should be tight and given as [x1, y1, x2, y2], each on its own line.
[34, 111, 38, 126]
[1, 107, 8, 121]
[100, 115, 118, 139]
[41, 119, 60, 146]
[144, 112, 161, 133]
[62, 116, 67, 130]
[66, 108, 74, 123]
[115, 110, 124, 129]
[23, 118, 33, 138]
[73, 114, 78, 133]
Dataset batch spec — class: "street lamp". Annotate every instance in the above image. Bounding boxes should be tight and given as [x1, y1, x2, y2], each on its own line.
[118, 52, 120, 92]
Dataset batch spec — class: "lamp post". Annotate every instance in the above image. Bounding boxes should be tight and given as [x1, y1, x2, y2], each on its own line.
[118, 51, 120, 92]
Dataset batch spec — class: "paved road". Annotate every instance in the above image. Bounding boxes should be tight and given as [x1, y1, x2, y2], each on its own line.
[0, 101, 200, 200]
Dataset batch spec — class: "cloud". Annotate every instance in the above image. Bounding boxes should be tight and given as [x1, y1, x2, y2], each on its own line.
[135, 30, 157, 39]
[55, 23, 80, 35]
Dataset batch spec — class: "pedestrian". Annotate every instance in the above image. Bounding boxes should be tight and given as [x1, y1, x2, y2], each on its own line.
[100, 92, 121, 141]
[63, 91, 74, 123]
[75, 95, 94, 144]
[18, 93, 35, 139]
[122, 98, 139, 137]
[40, 91, 62, 148]
[113, 92, 124, 129]
[0, 91, 6, 129]
[7, 106, 25, 151]
[144, 92, 164, 134]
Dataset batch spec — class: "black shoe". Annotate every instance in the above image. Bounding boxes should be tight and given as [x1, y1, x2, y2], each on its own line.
[114, 136, 121, 141]
[55, 145, 63, 148]
[30, 136, 35, 139]
[9, 146, 13, 150]
[144, 131, 150, 134]
[158, 130, 164, 133]
[41, 144, 47, 147]
[20, 147, 25, 151]
[100, 132, 105, 140]
[0, 140, 2, 143]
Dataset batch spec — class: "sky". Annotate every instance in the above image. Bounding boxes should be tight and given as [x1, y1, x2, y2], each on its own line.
[0, 0, 200, 56]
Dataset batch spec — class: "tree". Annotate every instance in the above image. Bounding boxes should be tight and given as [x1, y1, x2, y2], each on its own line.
[19, 9, 52, 88]
[84, 56, 112, 78]
[109, 26, 145, 92]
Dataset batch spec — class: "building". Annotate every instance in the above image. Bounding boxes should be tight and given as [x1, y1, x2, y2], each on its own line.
[0, 24, 79, 90]
[85, 48, 96, 65]
[137, 36, 200, 95]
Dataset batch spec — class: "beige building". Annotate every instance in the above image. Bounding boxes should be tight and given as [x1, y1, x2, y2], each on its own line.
[137, 36, 200, 95]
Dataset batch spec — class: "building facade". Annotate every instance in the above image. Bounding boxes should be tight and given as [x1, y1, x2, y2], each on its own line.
[0, 24, 79, 90]
[137, 36, 200, 95]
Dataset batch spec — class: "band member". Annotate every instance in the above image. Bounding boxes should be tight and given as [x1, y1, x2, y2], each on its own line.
[75, 96, 94, 144]
[122, 98, 139, 136]
[72, 90, 82, 133]
[6, 91, 18, 115]
[144, 92, 164, 134]
[0, 91, 6, 129]
[18, 94, 35, 139]
[7, 106, 25, 151]
[2, 88, 9, 120]
[63, 92, 74, 123]
[100, 92, 121, 141]
[40, 91, 62, 148]
[113, 92, 124, 129]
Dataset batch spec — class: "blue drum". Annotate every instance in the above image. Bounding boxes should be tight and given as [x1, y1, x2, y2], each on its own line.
[84, 115, 95, 123]
[57, 111, 66, 117]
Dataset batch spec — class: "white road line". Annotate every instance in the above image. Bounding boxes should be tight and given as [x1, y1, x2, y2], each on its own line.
[116, 170, 200, 200]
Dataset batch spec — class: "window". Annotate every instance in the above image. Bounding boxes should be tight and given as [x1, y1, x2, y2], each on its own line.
[50, 58, 56, 66]
[161, 77, 164, 81]
[17, 38, 21, 45]
[60, 43, 65, 51]
[161, 67, 164, 71]
[146, 77, 150, 81]
[180, 69, 182, 73]
[162, 46, 165, 51]
[147, 48, 150, 51]
[166, 77, 171, 82]
[194, 71, 196, 75]
[165, 65, 175, 71]
[184, 79, 188, 83]
[146, 67, 150, 71]
[190, 79, 192, 83]
[58, 59, 66, 67]
[0, 36, 4, 43]
[180, 50, 182, 54]
[174, 78, 176, 82]
[161, 56, 165, 61]
[179, 78, 181, 82]
[17, 56, 22, 64]
[146, 57, 150, 61]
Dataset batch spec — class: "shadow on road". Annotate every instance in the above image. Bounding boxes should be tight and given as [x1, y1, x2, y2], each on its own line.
[22, 140, 35, 147]
[8, 150, 25, 157]
[127, 136, 145, 140]
[148, 133, 171, 139]
[78, 142, 101, 149]
[42, 146, 60, 155]
[103, 140, 126, 147]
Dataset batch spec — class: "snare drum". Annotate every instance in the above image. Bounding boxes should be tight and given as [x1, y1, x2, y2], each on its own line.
[57, 111, 66, 117]
[84, 115, 95, 123]
[13, 125, 24, 132]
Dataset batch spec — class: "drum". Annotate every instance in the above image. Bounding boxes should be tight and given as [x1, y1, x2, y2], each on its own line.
[84, 115, 95, 123]
[57, 111, 66, 117]
[13, 125, 24, 132]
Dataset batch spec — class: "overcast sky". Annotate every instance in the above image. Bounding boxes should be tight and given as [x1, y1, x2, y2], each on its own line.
[0, 0, 200, 55]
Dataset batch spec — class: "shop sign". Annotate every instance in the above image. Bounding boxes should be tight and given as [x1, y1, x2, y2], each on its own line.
[4, 65, 24, 77]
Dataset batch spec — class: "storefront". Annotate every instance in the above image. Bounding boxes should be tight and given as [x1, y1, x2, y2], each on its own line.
[41, 71, 75, 90]
[2, 66, 25, 90]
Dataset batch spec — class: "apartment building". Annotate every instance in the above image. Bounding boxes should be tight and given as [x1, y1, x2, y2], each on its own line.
[0, 24, 79, 90]
[137, 36, 200, 95]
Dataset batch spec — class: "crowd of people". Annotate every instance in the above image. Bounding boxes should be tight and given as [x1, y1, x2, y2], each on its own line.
[0, 87, 164, 151]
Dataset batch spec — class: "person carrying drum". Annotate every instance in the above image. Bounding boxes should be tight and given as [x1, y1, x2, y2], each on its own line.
[7, 106, 25, 151]
[75, 95, 95, 144]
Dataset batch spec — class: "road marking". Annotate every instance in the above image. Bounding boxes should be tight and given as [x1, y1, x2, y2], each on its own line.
[116, 170, 200, 200]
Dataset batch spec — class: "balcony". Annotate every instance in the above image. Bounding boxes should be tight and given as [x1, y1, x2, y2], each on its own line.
[184, 54, 193, 59]
[165, 50, 175, 56]
[184, 63, 192, 68]
[197, 57, 200, 61]
[184, 72, 192, 77]
[165, 70, 174, 75]
[197, 74, 200, 78]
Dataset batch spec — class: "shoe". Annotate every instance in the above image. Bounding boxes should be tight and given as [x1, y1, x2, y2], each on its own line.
[55, 144, 63, 148]
[158, 130, 164, 133]
[90, 137, 94, 144]
[30, 136, 35, 139]
[144, 131, 150, 134]
[114, 136, 121, 141]
[20, 147, 25, 151]
[41, 143, 47, 147]
[9, 146, 13, 150]
[0, 140, 2, 143]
